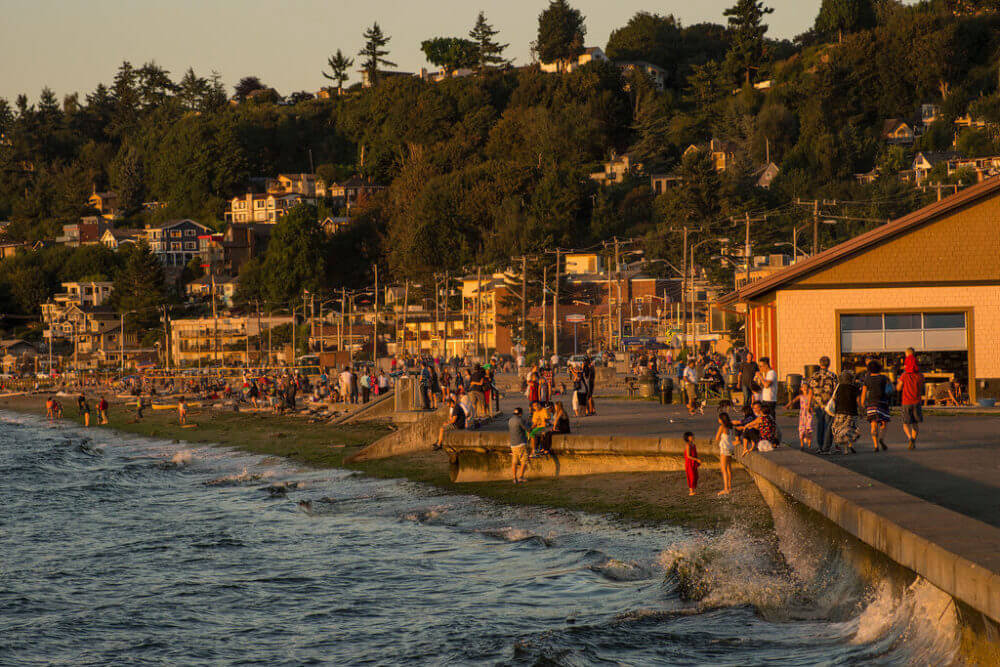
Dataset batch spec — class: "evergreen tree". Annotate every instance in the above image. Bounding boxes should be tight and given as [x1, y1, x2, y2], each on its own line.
[535, 0, 586, 71]
[112, 241, 167, 326]
[468, 11, 509, 70]
[260, 204, 329, 302]
[178, 67, 210, 110]
[234, 76, 266, 101]
[322, 49, 354, 92]
[137, 61, 176, 108]
[358, 23, 396, 85]
[204, 72, 228, 111]
[110, 142, 144, 213]
[110, 61, 140, 136]
[723, 0, 774, 85]
[815, 0, 877, 43]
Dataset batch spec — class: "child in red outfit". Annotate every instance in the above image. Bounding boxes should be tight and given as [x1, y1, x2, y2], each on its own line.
[683, 431, 702, 496]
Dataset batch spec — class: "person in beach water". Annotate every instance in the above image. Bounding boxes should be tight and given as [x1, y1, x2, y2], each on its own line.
[683, 431, 702, 496]
[897, 348, 925, 450]
[715, 413, 734, 495]
[97, 396, 109, 425]
[508, 407, 529, 484]
[177, 396, 188, 425]
[77, 394, 91, 427]
[45, 396, 56, 421]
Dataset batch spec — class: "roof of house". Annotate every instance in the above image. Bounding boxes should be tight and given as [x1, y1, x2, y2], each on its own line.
[720, 175, 1000, 304]
[145, 219, 209, 231]
[914, 150, 963, 166]
[882, 118, 913, 135]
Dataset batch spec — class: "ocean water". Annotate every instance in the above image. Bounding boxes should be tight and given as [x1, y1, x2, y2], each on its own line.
[0, 412, 963, 665]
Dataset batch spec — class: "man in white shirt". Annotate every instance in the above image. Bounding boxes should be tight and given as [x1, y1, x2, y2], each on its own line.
[757, 357, 778, 414]
[683, 362, 701, 415]
[338, 366, 352, 404]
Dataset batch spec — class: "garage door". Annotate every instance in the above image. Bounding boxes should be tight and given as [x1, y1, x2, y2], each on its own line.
[840, 312, 967, 353]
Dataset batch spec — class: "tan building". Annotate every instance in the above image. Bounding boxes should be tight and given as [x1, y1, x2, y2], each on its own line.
[225, 193, 312, 224]
[589, 152, 642, 186]
[170, 315, 292, 367]
[540, 46, 608, 73]
[88, 189, 120, 218]
[719, 177, 1000, 401]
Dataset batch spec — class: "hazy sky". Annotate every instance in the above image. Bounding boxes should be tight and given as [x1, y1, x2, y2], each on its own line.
[1, 0, 828, 103]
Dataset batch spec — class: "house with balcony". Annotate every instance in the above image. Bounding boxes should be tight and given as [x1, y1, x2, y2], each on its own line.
[57, 218, 111, 247]
[145, 219, 212, 267]
[184, 275, 239, 307]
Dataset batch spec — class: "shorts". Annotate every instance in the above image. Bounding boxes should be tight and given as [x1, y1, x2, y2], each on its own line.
[510, 444, 528, 466]
[866, 405, 891, 424]
[684, 382, 698, 402]
[902, 404, 923, 425]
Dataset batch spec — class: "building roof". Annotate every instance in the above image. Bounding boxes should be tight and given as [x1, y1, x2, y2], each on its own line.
[145, 218, 209, 231]
[721, 175, 1000, 303]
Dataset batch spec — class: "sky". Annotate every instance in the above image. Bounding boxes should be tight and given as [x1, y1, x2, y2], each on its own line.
[0, 0, 829, 103]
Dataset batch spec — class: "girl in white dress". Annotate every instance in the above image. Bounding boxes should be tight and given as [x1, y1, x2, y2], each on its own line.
[716, 412, 735, 496]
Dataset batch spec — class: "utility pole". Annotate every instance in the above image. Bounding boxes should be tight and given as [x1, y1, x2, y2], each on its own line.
[348, 296, 354, 361]
[211, 274, 219, 365]
[521, 256, 527, 351]
[475, 265, 482, 359]
[541, 264, 547, 356]
[552, 249, 560, 360]
[163, 305, 170, 371]
[606, 254, 613, 352]
[373, 263, 379, 363]
[318, 299, 324, 354]
[267, 306, 273, 365]
[794, 199, 837, 257]
[443, 271, 450, 359]
[120, 312, 125, 375]
[291, 305, 296, 365]
[340, 288, 346, 354]
[402, 280, 409, 356]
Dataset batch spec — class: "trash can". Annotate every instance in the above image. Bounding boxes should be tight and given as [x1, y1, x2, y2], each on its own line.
[786, 373, 803, 397]
[638, 373, 657, 399]
[660, 376, 673, 404]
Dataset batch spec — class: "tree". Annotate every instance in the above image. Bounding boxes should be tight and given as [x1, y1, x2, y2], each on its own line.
[322, 49, 354, 93]
[178, 67, 210, 111]
[137, 61, 176, 107]
[469, 11, 509, 70]
[111, 241, 168, 327]
[815, 0, 876, 43]
[203, 72, 229, 111]
[535, 0, 586, 71]
[358, 23, 396, 85]
[260, 204, 329, 303]
[110, 142, 144, 212]
[723, 0, 774, 85]
[605, 12, 681, 71]
[420, 37, 478, 73]
[234, 76, 266, 102]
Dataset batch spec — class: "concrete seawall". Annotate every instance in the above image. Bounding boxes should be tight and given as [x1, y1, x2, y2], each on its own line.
[742, 449, 1000, 628]
[441, 431, 717, 483]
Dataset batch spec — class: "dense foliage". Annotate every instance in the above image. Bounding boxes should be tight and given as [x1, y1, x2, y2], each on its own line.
[4, 0, 1000, 321]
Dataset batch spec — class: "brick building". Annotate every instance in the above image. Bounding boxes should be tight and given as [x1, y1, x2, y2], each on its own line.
[718, 177, 1000, 401]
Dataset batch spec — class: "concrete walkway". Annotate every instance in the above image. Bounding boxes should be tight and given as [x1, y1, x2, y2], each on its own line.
[482, 392, 1000, 529]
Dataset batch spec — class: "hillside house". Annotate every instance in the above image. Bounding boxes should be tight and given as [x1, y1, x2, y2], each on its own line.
[911, 151, 963, 182]
[617, 61, 668, 90]
[540, 47, 608, 73]
[589, 152, 642, 185]
[685, 139, 742, 173]
[145, 219, 212, 267]
[882, 119, 916, 145]
[87, 188, 120, 218]
[99, 228, 143, 250]
[225, 192, 312, 223]
[57, 218, 110, 247]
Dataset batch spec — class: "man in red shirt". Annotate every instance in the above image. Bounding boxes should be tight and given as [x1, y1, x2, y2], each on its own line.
[896, 348, 925, 450]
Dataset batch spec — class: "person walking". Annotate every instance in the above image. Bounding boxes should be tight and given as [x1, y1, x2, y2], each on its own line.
[508, 407, 529, 484]
[715, 413, 735, 495]
[583, 357, 597, 416]
[177, 396, 188, 426]
[683, 432, 701, 496]
[861, 359, 892, 452]
[683, 361, 701, 415]
[737, 352, 759, 408]
[830, 370, 860, 455]
[77, 394, 91, 428]
[97, 396, 109, 425]
[897, 348, 925, 450]
[807, 356, 837, 454]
